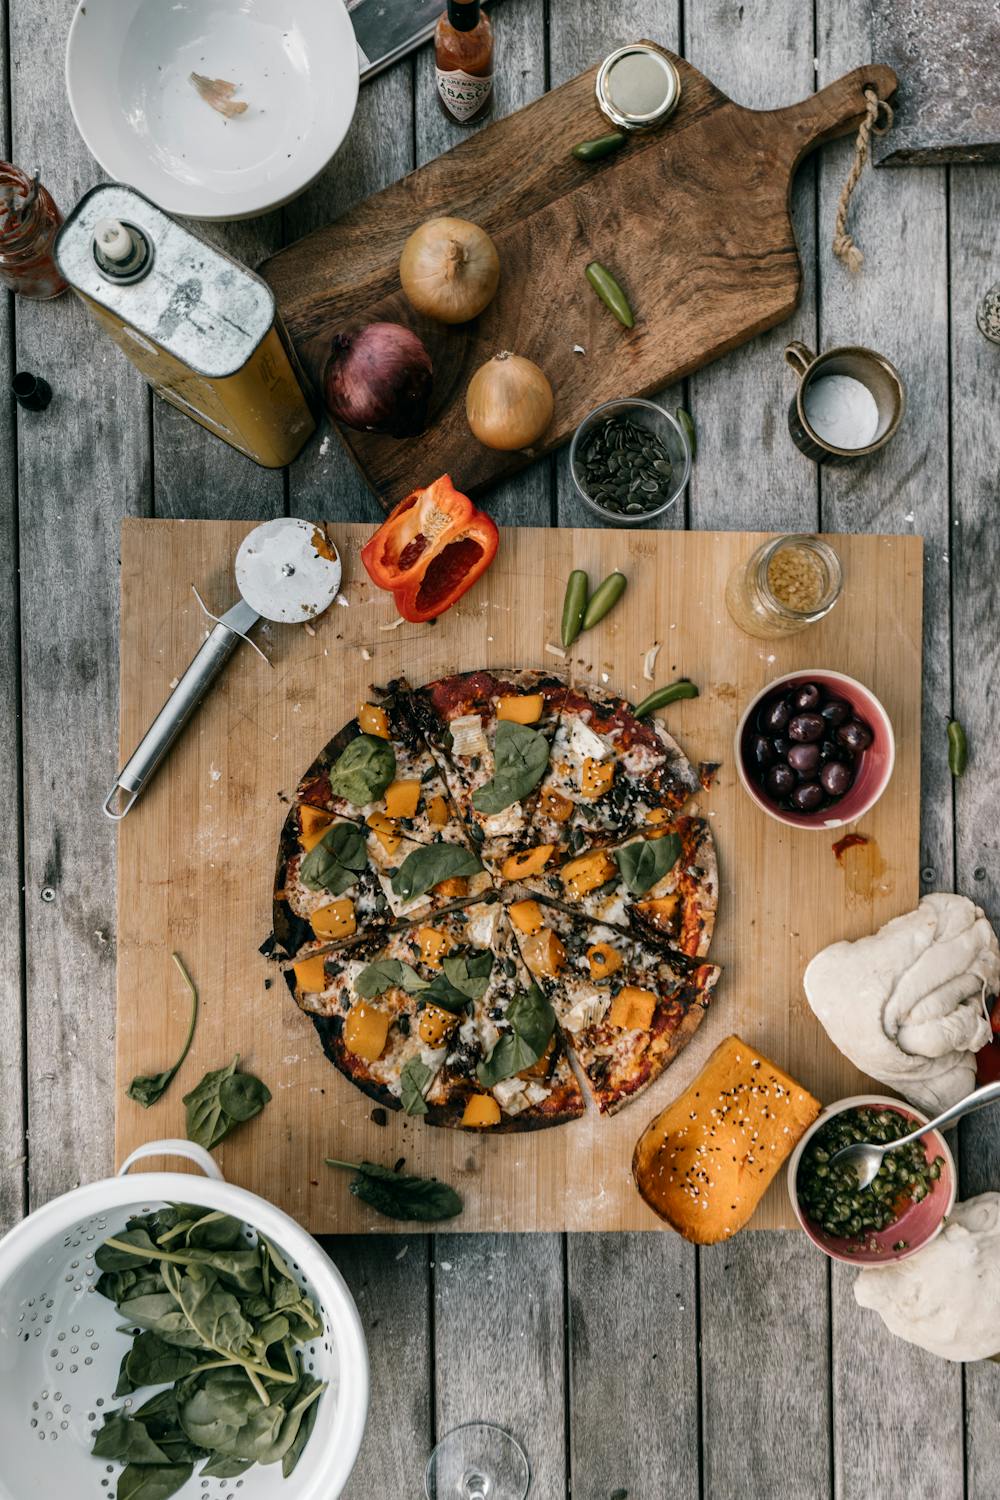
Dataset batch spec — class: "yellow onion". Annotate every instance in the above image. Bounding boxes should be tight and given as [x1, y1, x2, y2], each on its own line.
[466, 352, 554, 451]
[399, 217, 500, 324]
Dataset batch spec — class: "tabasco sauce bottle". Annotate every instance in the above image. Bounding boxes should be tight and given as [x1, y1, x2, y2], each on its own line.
[435, 0, 493, 125]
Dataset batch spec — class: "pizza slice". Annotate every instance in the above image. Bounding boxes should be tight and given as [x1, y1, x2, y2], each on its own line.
[524, 682, 701, 856]
[505, 815, 718, 958]
[566, 940, 721, 1115]
[298, 901, 583, 1130]
[409, 668, 568, 862]
[296, 679, 466, 849]
[271, 805, 391, 964]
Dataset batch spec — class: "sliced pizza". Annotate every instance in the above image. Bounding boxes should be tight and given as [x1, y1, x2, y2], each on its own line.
[300, 900, 583, 1130]
[524, 683, 701, 856]
[506, 815, 718, 958]
[565, 940, 721, 1115]
[271, 800, 491, 964]
[409, 669, 568, 861]
[296, 678, 466, 849]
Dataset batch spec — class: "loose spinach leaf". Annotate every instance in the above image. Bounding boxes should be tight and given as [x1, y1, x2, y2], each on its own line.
[96, 1229, 160, 1272]
[442, 949, 494, 1000]
[399, 1057, 432, 1116]
[390, 844, 483, 903]
[299, 821, 368, 895]
[179, 1210, 244, 1251]
[117, 1464, 194, 1500]
[282, 1390, 319, 1478]
[476, 983, 555, 1087]
[183, 1056, 271, 1150]
[218, 1071, 271, 1124]
[92, 1410, 174, 1465]
[127, 953, 200, 1108]
[201, 1455, 255, 1478]
[327, 733, 396, 806]
[613, 832, 682, 895]
[471, 721, 550, 815]
[354, 958, 429, 998]
[325, 1158, 463, 1222]
[125, 1331, 199, 1389]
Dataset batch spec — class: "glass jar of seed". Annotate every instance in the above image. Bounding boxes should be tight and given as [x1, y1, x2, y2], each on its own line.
[725, 534, 843, 639]
[569, 397, 692, 526]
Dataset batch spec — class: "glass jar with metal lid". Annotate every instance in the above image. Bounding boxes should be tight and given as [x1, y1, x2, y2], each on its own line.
[596, 44, 681, 131]
[725, 535, 843, 639]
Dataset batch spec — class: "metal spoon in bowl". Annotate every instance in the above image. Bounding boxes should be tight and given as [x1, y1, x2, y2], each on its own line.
[829, 1079, 1000, 1190]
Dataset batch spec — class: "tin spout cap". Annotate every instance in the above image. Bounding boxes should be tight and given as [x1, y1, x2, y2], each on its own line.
[92, 216, 152, 283]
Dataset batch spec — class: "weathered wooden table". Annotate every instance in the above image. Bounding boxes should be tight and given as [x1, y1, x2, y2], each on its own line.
[3, 2, 998, 1495]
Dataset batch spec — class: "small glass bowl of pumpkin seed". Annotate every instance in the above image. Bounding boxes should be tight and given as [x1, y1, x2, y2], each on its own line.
[569, 397, 692, 526]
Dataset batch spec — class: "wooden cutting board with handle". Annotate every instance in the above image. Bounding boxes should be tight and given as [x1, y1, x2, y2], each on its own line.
[261, 48, 897, 508]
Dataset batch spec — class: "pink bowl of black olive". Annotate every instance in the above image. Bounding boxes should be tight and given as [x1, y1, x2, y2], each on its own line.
[735, 670, 895, 829]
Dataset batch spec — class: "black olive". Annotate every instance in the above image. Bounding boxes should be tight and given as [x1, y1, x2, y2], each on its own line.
[790, 682, 821, 711]
[750, 734, 775, 769]
[788, 742, 821, 776]
[788, 713, 825, 743]
[837, 718, 874, 753]
[771, 735, 791, 760]
[758, 696, 791, 733]
[790, 781, 824, 811]
[819, 737, 842, 764]
[821, 760, 854, 796]
[821, 697, 851, 728]
[766, 763, 796, 797]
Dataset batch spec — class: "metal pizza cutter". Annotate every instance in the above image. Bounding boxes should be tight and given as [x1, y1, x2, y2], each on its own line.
[103, 517, 342, 819]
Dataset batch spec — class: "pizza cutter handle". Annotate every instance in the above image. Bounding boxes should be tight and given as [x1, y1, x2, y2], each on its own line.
[103, 600, 259, 820]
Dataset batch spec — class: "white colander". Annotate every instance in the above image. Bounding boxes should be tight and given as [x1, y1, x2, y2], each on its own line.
[0, 1140, 368, 1500]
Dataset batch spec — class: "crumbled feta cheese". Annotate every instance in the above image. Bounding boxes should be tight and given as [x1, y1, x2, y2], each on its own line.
[450, 713, 488, 757]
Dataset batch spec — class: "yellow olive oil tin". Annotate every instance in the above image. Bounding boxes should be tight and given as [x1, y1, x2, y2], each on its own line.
[55, 184, 314, 469]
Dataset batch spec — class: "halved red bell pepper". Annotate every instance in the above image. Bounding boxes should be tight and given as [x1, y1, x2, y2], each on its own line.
[360, 474, 499, 623]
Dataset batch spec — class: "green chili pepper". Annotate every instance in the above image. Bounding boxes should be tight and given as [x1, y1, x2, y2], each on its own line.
[948, 719, 967, 776]
[561, 569, 589, 648]
[585, 261, 634, 329]
[572, 132, 626, 162]
[633, 679, 699, 719]
[581, 570, 627, 632]
[675, 407, 697, 460]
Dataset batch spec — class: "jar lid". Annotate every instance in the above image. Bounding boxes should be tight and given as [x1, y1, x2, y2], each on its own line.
[596, 45, 681, 131]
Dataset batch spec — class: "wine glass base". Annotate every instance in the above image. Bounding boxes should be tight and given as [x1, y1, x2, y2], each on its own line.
[425, 1421, 530, 1500]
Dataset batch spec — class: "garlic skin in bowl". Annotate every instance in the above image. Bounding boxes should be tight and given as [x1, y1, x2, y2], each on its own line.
[803, 893, 999, 1115]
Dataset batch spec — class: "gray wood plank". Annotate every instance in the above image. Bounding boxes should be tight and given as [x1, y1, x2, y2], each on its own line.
[683, 12, 831, 1498]
[817, 5, 963, 1496]
[0, 0, 26, 1234]
[434, 1233, 566, 1496]
[947, 159, 1000, 1500]
[701, 1235, 831, 1500]
[12, 0, 151, 1209]
[326, 1234, 434, 1498]
[415, 0, 551, 527]
[568, 1233, 699, 1500]
[686, 0, 820, 533]
[287, 63, 418, 528]
[280, 59, 439, 1500]
[549, 1, 684, 531]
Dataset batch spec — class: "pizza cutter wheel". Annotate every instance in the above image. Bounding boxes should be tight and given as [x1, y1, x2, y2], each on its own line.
[103, 518, 342, 819]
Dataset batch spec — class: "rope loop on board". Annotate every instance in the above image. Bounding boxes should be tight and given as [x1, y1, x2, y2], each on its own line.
[832, 87, 894, 273]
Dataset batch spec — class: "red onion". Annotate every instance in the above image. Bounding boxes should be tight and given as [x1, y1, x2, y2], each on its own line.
[324, 322, 433, 437]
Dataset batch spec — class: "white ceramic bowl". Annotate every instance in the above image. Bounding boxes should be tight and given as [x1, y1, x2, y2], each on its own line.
[0, 1140, 368, 1499]
[65, 0, 360, 221]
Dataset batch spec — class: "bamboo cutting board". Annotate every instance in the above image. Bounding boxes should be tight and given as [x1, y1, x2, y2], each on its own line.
[260, 49, 897, 509]
[115, 521, 922, 1233]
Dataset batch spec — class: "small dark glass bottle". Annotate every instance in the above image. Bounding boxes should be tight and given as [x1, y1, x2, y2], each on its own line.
[434, 0, 493, 125]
